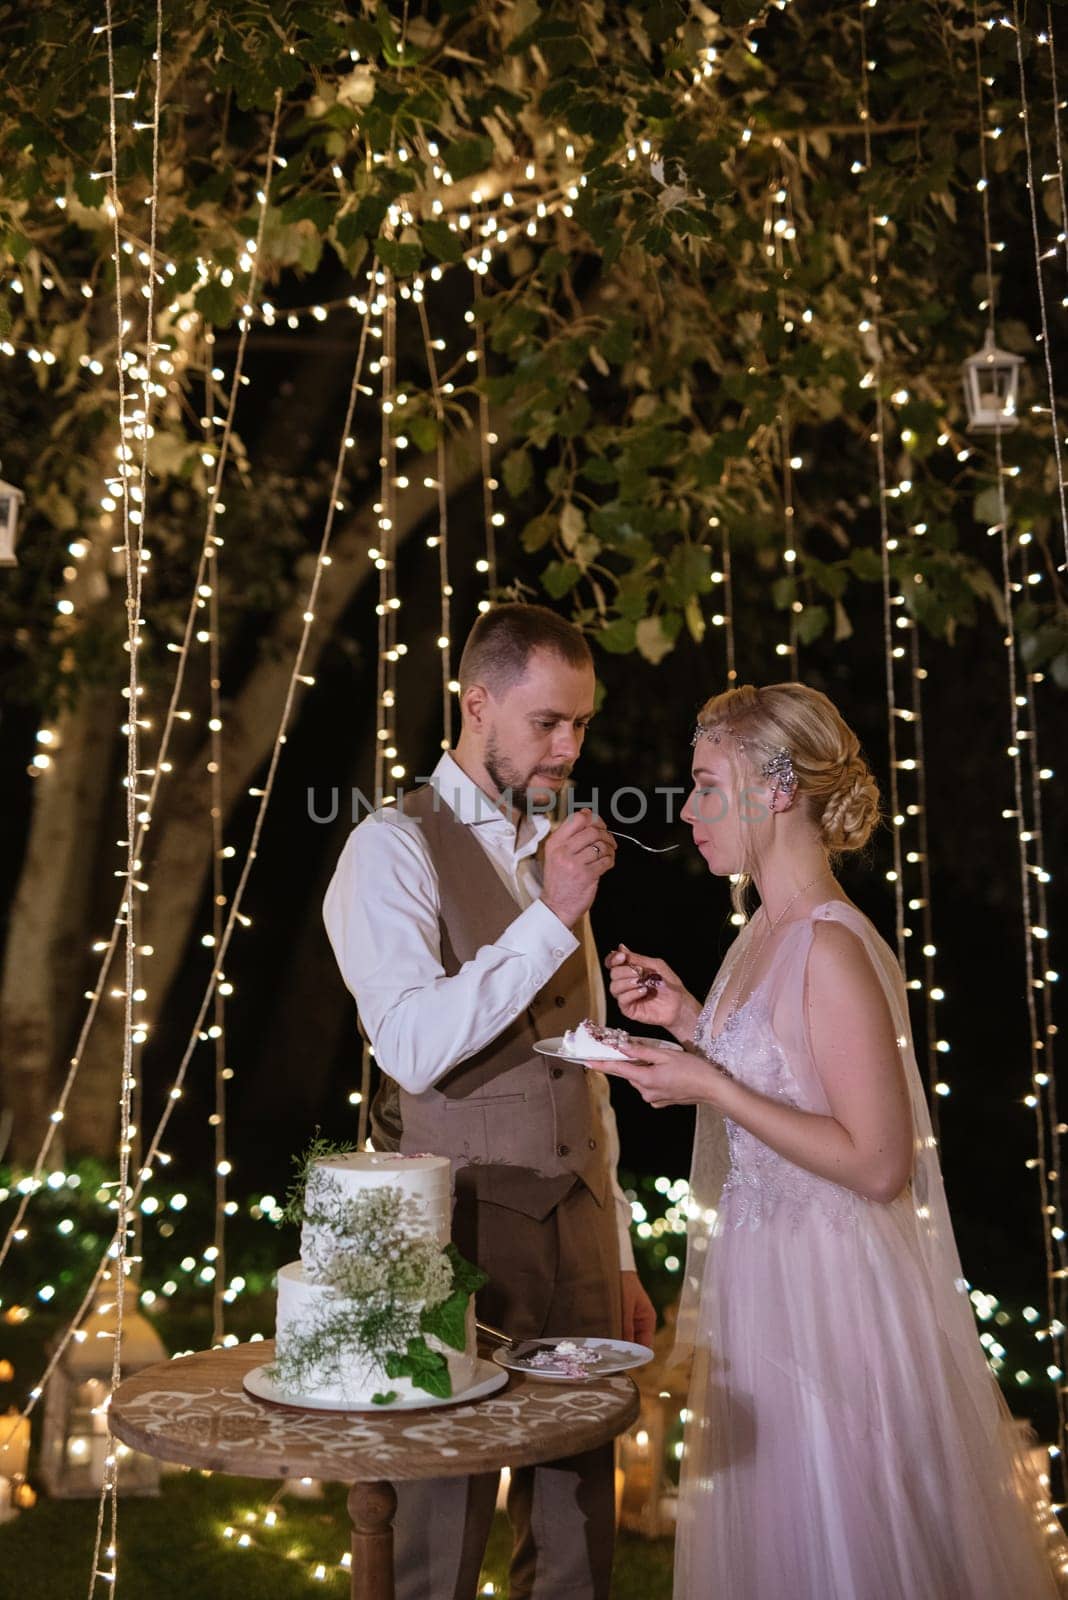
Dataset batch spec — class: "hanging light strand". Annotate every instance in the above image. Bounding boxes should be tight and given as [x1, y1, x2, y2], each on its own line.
[374, 270, 400, 799]
[206, 355, 229, 1350]
[471, 248, 497, 598]
[902, 626, 944, 1135]
[975, 6, 1068, 1477]
[415, 292, 455, 749]
[0, 93, 285, 1278]
[857, 2, 906, 971]
[720, 520, 736, 684]
[1041, 5, 1068, 282]
[87, 1, 164, 1588]
[0, 279, 379, 1470]
[1009, 4, 1068, 573]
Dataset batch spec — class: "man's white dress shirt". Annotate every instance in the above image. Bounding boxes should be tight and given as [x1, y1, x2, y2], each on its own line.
[323, 751, 635, 1270]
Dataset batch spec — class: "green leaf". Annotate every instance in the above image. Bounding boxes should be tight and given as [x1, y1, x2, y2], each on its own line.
[194, 278, 235, 328]
[404, 414, 439, 454]
[521, 513, 557, 553]
[771, 575, 796, 611]
[371, 1391, 398, 1406]
[796, 605, 829, 645]
[445, 136, 494, 182]
[580, 456, 618, 485]
[973, 487, 1004, 529]
[384, 1336, 452, 1399]
[420, 219, 463, 264]
[597, 618, 637, 654]
[661, 543, 712, 607]
[443, 1243, 488, 1299]
[74, 171, 106, 208]
[503, 448, 533, 498]
[542, 559, 582, 598]
[421, 1288, 468, 1352]
[337, 196, 390, 247]
[635, 615, 677, 665]
[849, 547, 883, 583]
[280, 192, 337, 232]
[377, 238, 422, 276]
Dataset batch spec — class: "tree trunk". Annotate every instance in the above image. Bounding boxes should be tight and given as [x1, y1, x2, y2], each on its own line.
[0, 683, 120, 1163]
[65, 422, 504, 1155]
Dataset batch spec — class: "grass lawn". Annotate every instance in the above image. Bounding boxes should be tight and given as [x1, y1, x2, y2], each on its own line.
[0, 1469, 674, 1597]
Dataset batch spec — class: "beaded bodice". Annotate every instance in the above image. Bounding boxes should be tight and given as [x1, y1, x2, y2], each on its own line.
[694, 945, 857, 1235]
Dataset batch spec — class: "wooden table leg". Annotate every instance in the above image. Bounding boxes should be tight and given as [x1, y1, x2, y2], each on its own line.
[347, 1480, 397, 1600]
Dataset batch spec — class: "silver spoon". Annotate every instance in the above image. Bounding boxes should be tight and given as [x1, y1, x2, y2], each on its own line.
[608, 829, 678, 853]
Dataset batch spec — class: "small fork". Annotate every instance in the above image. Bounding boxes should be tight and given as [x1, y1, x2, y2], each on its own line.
[608, 830, 678, 854]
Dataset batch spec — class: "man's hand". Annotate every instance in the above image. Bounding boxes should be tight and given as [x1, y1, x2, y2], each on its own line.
[620, 1269, 657, 1346]
[542, 809, 616, 930]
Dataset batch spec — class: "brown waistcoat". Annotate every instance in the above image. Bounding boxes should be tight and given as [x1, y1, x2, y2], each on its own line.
[369, 783, 610, 1220]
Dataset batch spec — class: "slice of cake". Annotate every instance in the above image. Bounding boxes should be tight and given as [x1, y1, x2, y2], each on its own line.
[559, 1018, 633, 1060]
[269, 1145, 484, 1406]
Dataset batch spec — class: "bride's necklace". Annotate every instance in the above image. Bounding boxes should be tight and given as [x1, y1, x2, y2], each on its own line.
[725, 870, 833, 1021]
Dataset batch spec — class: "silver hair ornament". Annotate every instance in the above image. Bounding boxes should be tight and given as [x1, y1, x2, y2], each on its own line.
[761, 746, 797, 793]
[691, 724, 797, 794]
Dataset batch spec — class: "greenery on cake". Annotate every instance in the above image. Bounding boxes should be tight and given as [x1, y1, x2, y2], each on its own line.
[280, 1132, 357, 1227]
[270, 1140, 487, 1404]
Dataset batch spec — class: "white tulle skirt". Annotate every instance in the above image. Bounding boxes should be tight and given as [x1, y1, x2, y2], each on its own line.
[674, 1194, 1068, 1599]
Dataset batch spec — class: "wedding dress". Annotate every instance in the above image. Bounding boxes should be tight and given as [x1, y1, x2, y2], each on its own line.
[673, 898, 1068, 1599]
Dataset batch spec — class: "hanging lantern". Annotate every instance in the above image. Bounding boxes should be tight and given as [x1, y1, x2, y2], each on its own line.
[0, 477, 24, 566]
[962, 330, 1023, 433]
[39, 1276, 166, 1499]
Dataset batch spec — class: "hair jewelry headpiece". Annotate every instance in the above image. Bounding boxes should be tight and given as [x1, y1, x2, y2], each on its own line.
[691, 723, 797, 794]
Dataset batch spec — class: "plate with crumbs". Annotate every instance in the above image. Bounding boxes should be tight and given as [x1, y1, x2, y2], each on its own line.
[491, 1337, 654, 1382]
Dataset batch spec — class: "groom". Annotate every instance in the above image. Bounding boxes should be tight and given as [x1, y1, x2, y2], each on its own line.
[323, 602, 654, 1600]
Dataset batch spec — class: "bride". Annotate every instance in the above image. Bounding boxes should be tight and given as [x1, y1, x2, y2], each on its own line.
[599, 682, 1068, 1599]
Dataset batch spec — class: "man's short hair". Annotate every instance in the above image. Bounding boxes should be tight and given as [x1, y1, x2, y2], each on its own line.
[457, 603, 592, 698]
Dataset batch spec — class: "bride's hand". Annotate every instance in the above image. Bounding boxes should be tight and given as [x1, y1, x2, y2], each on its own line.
[596, 1041, 729, 1109]
[605, 944, 700, 1039]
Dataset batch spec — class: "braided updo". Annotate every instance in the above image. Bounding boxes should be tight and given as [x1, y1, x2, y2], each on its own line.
[693, 681, 883, 868]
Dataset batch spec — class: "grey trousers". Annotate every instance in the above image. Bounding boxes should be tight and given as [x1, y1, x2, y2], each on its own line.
[393, 1180, 623, 1600]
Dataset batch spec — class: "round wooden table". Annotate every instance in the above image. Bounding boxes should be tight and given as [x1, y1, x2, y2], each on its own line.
[109, 1340, 640, 1600]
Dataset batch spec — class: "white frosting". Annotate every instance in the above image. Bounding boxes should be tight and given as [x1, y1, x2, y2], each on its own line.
[274, 1262, 478, 1404]
[559, 1019, 630, 1060]
[273, 1150, 478, 1405]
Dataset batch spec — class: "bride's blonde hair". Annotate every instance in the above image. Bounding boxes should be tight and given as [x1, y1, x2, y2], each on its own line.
[693, 682, 883, 919]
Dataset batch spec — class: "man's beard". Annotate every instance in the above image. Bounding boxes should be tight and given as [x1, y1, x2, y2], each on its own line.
[484, 732, 571, 815]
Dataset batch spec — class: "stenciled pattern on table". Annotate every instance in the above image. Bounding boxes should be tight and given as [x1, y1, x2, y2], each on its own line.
[111, 1366, 637, 1481]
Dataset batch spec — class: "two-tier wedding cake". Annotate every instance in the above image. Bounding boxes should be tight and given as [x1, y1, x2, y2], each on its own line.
[268, 1146, 484, 1407]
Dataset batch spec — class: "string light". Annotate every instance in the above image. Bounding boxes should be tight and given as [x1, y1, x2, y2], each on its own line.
[974, 2, 1068, 1491]
[87, 4, 164, 1588]
[0, 92, 287, 1281]
[1010, 3, 1068, 573]
[205, 347, 230, 1351]
[856, 1, 906, 972]
[1041, 5, 1068, 283]
[0, 256, 375, 1510]
[374, 267, 400, 800]
[764, 171, 801, 674]
[415, 293, 455, 751]
[471, 218, 498, 602]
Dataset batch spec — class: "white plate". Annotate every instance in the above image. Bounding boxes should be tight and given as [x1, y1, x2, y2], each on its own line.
[534, 1035, 683, 1064]
[491, 1337, 654, 1382]
[242, 1357, 508, 1413]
